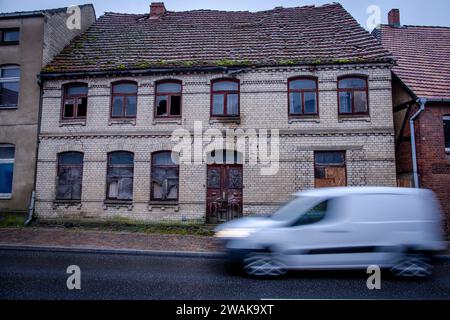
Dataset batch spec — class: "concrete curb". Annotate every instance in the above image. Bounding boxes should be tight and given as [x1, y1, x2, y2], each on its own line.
[0, 244, 224, 259]
[1, 244, 449, 261]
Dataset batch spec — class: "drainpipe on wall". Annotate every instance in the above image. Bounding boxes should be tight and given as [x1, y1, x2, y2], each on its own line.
[25, 76, 44, 226]
[410, 97, 427, 188]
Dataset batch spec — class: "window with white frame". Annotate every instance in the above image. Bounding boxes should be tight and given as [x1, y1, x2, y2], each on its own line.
[0, 65, 20, 108]
[0, 144, 15, 199]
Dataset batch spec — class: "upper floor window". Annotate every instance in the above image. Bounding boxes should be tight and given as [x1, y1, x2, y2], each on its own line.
[288, 77, 318, 116]
[106, 151, 134, 201]
[1, 28, 20, 44]
[111, 81, 137, 119]
[444, 116, 450, 152]
[155, 80, 182, 118]
[338, 76, 369, 115]
[56, 152, 84, 201]
[0, 144, 15, 199]
[211, 79, 239, 117]
[151, 151, 179, 202]
[0, 65, 20, 109]
[62, 83, 88, 121]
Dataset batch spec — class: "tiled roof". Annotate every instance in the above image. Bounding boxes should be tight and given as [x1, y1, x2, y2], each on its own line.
[43, 3, 393, 74]
[377, 24, 450, 99]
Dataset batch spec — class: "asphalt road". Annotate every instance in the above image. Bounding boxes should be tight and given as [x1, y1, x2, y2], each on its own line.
[1, 248, 449, 300]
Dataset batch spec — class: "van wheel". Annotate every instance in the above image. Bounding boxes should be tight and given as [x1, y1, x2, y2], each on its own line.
[390, 254, 433, 278]
[243, 253, 287, 277]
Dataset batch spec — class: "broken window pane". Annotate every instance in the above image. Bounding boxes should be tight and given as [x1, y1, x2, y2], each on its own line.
[77, 97, 87, 118]
[151, 151, 179, 201]
[56, 152, 83, 200]
[170, 95, 181, 116]
[155, 81, 182, 118]
[64, 100, 75, 118]
[63, 84, 88, 120]
[107, 152, 134, 201]
[156, 96, 168, 116]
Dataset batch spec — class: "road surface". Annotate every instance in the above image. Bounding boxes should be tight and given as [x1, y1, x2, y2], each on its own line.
[1, 248, 449, 299]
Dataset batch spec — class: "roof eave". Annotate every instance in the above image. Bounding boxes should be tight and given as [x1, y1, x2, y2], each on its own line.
[40, 60, 394, 81]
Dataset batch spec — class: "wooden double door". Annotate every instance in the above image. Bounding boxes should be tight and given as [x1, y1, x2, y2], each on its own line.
[206, 164, 243, 223]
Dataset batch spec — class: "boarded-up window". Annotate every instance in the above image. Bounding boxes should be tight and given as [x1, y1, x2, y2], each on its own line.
[151, 151, 179, 201]
[314, 151, 346, 188]
[56, 152, 83, 200]
[107, 151, 134, 200]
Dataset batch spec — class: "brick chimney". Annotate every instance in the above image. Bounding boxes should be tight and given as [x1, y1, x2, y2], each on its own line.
[150, 2, 166, 19]
[388, 9, 401, 27]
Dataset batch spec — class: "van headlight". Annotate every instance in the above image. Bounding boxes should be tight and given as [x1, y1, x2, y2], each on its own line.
[215, 228, 255, 239]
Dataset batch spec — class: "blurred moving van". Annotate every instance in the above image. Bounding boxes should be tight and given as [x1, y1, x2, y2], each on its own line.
[215, 187, 447, 277]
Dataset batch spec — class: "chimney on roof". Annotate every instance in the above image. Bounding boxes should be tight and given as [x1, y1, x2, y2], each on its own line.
[388, 9, 401, 27]
[150, 2, 166, 19]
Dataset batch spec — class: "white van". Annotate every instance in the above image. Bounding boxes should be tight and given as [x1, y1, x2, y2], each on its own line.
[215, 187, 447, 277]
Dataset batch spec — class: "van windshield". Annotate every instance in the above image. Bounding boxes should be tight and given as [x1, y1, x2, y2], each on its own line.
[271, 196, 324, 221]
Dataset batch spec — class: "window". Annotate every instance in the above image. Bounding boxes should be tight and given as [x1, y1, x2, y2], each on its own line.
[155, 80, 182, 118]
[56, 152, 83, 200]
[444, 116, 450, 152]
[211, 79, 239, 117]
[314, 151, 346, 188]
[0, 144, 14, 199]
[151, 151, 179, 201]
[1, 29, 20, 44]
[338, 76, 369, 115]
[288, 77, 318, 116]
[292, 201, 328, 226]
[0, 65, 20, 108]
[111, 82, 137, 118]
[62, 83, 88, 121]
[106, 152, 134, 201]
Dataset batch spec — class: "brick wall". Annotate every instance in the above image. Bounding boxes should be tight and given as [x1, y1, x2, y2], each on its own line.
[415, 102, 450, 233]
[35, 64, 397, 222]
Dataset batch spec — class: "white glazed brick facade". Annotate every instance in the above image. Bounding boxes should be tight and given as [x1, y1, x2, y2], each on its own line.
[35, 64, 397, 222]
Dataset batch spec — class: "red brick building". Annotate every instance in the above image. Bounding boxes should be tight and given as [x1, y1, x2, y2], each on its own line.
[374, 9, 450, 234]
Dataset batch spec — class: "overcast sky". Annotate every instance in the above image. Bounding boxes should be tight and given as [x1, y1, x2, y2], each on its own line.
[1, 0, 449, 29]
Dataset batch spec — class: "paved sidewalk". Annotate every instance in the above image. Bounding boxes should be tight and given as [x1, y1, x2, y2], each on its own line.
[0, 227, 219, 253]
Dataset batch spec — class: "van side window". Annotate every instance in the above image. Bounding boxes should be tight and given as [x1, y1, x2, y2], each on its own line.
[292, 201, 328, 226]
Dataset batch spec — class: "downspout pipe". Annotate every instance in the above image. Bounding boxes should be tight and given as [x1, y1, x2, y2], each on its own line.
[410, 98, 427, 188]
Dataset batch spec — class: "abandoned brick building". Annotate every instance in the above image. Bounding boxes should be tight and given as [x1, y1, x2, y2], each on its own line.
[35, 3, 397, 223]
